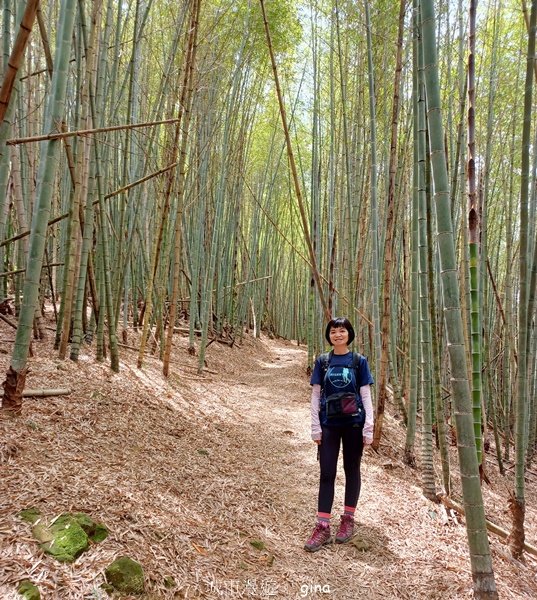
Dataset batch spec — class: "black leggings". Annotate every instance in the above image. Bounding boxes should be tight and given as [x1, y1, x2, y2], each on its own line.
[318, 424, 364, 514]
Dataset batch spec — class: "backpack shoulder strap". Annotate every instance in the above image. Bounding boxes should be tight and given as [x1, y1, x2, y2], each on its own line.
[319, 351, 333, 374]
[351, 351, 363, 369]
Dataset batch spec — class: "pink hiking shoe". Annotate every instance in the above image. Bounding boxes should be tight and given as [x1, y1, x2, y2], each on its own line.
[335, 514, 355, 543]
[304, 521, 331, 552]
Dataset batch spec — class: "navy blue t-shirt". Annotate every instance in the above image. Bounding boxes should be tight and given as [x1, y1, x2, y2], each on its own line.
[310, 351, 374, 427]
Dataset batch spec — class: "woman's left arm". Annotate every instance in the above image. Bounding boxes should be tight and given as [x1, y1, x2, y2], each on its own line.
[360, 385, 374, 445]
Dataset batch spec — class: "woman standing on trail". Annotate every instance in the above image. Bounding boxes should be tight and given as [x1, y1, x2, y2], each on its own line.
[304, 317, 374, 552]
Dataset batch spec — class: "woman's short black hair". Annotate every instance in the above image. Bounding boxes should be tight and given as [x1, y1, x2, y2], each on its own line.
[325, 317, 355, 345]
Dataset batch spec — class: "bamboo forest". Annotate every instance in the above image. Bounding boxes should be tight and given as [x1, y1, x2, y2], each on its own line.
[1, 0, 537, 598]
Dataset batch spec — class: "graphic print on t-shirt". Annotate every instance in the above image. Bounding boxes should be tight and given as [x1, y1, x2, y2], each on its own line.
[327, 366, 353, 389]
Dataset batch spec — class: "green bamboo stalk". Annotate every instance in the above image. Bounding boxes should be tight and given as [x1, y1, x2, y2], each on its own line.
[404, 1, 421, 467]
[163, 0, 201, 377]
[57, 143, 83, 358]
[427, 172, 451, 495]
[503, 71, 521, 462]
[334, 0, 354, 319]
[467, 0, 484, 470]
[481, 0, 502, 475]
[527, 327, 537, 466]
[308, 3, 321, 363]
[420, 0, 498, 594]
[373, 0, 406, 449]
[95, 244, 106, 362]
[197, 44, 244, 372]
[364, 0, 381, 392]
[510, 0, 537, 561]
[0, 0, 15, 299]
[328, 5, 336, 316]
[137, 1, 196, 369]
[70, 0, 103, 362]
[1, 0, 78, 413]
[417, 42, 436, 499]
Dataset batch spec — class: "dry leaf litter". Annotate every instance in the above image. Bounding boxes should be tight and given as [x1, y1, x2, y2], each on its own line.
[0, 315, 536, 599]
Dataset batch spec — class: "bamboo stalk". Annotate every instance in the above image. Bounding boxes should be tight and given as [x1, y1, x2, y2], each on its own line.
[22, 388, 71, 397]
[162, 0, 201, 377]
[420, 0, 498, 593]
[373, 0, 406, 450]
[35, 5, 53, 78]
[6, 117, 184, 145]
[0, 262, 63, 278]
[1, 0, 77, 413]
[0, 0, 40, 126]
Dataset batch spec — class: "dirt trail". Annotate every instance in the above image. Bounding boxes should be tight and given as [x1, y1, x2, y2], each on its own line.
[1, 330, 537, 599]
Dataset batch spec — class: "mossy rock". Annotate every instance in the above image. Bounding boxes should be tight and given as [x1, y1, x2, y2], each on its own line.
[30, 512, 107, 562]
[18, 508, 41, 525]
[38, 514, 89, 562]
[17, 579, 40, 599]
[104, 556, 145, 594]
[71, 512, 109, 543]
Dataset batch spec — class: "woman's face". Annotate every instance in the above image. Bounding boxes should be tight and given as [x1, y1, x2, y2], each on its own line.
[329, 326, 349, 348]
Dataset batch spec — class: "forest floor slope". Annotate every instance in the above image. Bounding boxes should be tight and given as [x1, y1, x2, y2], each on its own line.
[1, 319, 537, 599]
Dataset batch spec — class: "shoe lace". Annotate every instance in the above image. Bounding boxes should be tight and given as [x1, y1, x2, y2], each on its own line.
[338, 516, 353, 533]
[310, 522, 328, 543]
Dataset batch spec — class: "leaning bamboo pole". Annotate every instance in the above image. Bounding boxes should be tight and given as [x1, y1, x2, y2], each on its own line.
[0, 160, 182, 249]
[6, 117, 184, 145]
[258, 0, 328, 322]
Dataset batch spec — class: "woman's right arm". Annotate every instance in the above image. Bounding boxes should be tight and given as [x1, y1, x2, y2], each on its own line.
[311, 384, 322, 442]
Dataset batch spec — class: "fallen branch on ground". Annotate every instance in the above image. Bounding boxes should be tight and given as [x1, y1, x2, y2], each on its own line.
[23, 388, 71, 397]
[0, 313, 17, 329]
[440, 495, 537, 558]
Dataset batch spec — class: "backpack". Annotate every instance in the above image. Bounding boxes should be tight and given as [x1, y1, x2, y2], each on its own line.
[319, 351, 365, 426]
